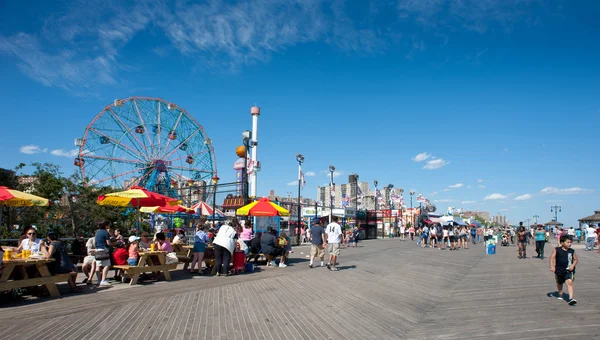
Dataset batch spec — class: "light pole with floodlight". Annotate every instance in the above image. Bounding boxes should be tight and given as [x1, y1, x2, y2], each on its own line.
[297, 154, 305, 245]
[211, 175, 219, 222]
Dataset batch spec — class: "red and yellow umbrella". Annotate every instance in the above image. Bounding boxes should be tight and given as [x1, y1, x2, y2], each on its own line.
[0, 186, 49, 206]
[236, 197, 289, 217]
[140, 204, 192, 214]
[97, 186, 180, 207]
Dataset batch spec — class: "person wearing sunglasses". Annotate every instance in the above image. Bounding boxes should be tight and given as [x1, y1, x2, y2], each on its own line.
[17, 226, 42, 253]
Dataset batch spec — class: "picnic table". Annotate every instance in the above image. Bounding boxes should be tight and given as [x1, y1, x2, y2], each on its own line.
[112, 250, 177, 286]
[175, 245, 193, 270]
[0, 257, 69, 298]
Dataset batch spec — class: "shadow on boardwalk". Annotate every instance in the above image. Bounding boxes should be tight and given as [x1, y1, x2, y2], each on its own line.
[1, 239, 599, 340]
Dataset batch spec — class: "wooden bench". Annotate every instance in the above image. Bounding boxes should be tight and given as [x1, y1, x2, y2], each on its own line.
[113, 263, 177, 285]
[113, 250, 178, 286]
[0, 258, 70, 298]
[173, 245, 192, 270]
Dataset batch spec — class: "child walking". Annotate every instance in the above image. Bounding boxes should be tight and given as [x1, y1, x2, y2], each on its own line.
[549, 235, 579, 305]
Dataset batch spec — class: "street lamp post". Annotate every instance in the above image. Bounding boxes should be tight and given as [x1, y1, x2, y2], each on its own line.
[409, 190, 415, 228]
[242, 130, 252, 205]
[354, 174, 359, 229]
[374, 180, 378, 238]
[297, 154, 305, 245]
[385, 184, 393, 239]
[550, 205, 562, 222]
[211, 175, 219, 223]
[329, 165, 335, 224]
[187, 179, 194, 228]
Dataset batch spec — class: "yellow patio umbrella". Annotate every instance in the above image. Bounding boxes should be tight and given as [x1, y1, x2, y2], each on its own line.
[97, 186, 181, 234]
[0, 186, 49, 227]
[236, 197, 290, 217]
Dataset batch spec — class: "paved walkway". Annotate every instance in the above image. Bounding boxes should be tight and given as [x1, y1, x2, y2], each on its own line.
[1, 239, 599, 339]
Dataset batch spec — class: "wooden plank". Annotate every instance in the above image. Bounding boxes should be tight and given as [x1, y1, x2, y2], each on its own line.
[0, 273, 70, 291]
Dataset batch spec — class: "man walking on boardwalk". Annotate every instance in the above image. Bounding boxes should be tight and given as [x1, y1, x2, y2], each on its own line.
[325, 216, 344, 271]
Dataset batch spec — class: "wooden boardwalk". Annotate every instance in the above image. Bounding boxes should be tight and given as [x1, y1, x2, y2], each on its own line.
[1, 238, 599, 339]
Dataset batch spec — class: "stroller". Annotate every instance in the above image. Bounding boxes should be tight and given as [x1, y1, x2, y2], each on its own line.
[501, 233, 510, 246]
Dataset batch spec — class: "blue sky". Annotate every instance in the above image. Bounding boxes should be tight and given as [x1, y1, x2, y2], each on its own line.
[1, 0, 599, 225]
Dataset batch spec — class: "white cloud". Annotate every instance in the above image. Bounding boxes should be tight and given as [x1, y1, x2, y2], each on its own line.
[20, 145, 47, 154]
[484, 193, 507, 200]
[305, 171, 316, 177]
[514, 194, 532, 201]
[412, 152, 431, 162]
[448, 183, 463, 189]
[443, 188, 451, 192]
[466, 185, 473, 188]
[286, 181, 297, 186]
[434, 199, 453, 203]
[0, 1, 386, 94]
[50, 149, 79, 157]
[478, 185, 486, 189]
[544, 200, 563, 203]
[423, 158, 449, 170]
[461, 200, 476, 204]
[477, 179, 484, 183]
[430, 192, 438, 196]
[540, 187, 594, 195]
[500, 208, 509, 212]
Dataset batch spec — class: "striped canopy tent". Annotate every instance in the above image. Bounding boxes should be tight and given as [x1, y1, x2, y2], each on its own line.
[189, 201, 225, 217]
[0, 186, 49, 227]
[236, 197, 290, 217]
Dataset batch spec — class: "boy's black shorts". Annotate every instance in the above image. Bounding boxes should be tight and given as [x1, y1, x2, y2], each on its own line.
[555, 270, 575, 284]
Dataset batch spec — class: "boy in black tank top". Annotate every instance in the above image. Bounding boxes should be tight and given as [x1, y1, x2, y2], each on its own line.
[549, 235, 579, 305]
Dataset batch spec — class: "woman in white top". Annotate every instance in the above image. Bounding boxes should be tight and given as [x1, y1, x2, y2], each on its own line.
[212, 222, 237, 276]
[17, 226, 42, 253]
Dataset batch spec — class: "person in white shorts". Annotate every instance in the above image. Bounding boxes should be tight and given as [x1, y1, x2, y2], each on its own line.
[325, 216, 344, 271]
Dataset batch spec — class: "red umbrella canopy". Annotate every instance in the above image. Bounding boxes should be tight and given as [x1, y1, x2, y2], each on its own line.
[236, 197, 290, 217]
[97, 186, 181, 207]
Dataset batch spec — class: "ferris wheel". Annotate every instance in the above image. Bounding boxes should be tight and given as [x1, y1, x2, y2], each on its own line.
[75, 97, 217, 201]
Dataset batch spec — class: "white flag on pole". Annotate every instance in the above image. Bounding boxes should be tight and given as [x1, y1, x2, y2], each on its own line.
[299, 165, 305, 189]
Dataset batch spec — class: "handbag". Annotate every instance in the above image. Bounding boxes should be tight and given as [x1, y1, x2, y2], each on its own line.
[93, 249, 110, 261]
[165, 252, 179, 265]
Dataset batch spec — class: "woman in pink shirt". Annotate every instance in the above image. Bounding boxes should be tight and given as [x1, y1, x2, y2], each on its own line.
[239, 223, 254, 248]
[154, 232, 173, 252]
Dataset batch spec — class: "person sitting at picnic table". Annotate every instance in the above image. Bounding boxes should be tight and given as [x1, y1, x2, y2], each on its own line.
[82, 237, 98, 285]
[261, 227, 285, 267]
[111, 240, 129, 282]
[172, 229, 187, 245]
[213, 221, 237, 276]
[278, 232, 291, 267]
[41, 230, 82, 293]
[139, 232, 152, 250]
[127, 236, 140, 266]
[248, 232, 262, 263]
[190, 224, 209, 274]
[154, 232, 173, 252]
[17, 226, 42, 253]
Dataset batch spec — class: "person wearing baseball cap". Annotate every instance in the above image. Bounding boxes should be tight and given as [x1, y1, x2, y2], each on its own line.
[127, 235, 140, 266]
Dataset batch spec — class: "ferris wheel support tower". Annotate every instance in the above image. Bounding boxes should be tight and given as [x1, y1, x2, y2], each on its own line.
[249, 106, 260, 198]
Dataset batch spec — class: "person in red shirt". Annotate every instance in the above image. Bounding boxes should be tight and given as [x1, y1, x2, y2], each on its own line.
[111, 241, 129, 281]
